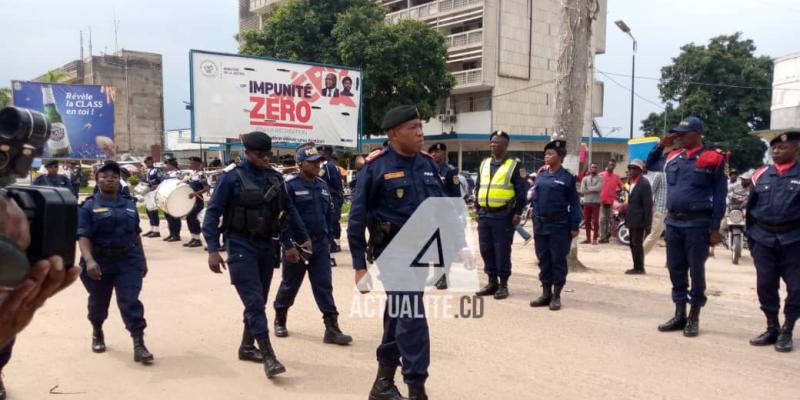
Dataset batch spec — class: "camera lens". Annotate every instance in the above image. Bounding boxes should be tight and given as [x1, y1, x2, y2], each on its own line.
[0, 106, 50, 146]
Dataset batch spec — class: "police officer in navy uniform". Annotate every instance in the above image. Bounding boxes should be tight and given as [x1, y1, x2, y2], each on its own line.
[348, 105, 442, 400]
[162, 158, 183, 242]
[645, 116, 727, 337]
[474, 131, 527, 300]
[528, 139, 581, 310]
[203, 131, 310, 379]
[429, 143, 461, 198]
[746, 131, 800, 352]
[183, 156, 210, 248]
[142, 156, 163, 238]
[272, 144, 352, 345]
[318, 145, 345, 253]
[77, 161, 154, 364]
[33, 160, 73, 191]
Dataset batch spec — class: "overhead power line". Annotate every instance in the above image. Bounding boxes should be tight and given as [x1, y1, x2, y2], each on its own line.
[597, 69, 800, 92]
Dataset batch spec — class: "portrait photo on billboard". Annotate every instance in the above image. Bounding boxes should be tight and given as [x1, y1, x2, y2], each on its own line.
[11, 81, 115, 159]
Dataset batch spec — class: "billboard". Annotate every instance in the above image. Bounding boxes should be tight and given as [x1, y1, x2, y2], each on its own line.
[11, 81, 115, 159]
[190, 50, 362, 148]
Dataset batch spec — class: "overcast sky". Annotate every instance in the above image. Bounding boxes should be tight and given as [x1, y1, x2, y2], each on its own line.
[1, 0, 798, 137]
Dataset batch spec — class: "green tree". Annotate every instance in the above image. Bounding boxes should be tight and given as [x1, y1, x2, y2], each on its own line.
[0, 87, 11, 108]
[44, 70, 68, 83]
[238, 0, 454, 135]
[641, 33, 771, 171]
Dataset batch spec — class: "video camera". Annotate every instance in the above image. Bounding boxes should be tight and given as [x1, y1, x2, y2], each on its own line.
[0, 106, 77, 287]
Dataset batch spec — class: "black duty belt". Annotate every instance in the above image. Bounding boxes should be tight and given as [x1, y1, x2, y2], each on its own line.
[755, 220, 800, 234]
[668, 210, 712, 221]
[482, 205, 512, 213]
[535, 212, 568, 224]
[93, 243, 135, 258]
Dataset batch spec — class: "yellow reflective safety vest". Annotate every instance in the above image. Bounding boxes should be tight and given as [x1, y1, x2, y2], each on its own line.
[477, 157, 518, 208]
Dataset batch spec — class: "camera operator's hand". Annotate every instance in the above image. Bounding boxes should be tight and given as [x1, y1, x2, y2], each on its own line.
[85, 260, 102, 280]
[0, 197, 30, 250]
[0, 255, 80, 348]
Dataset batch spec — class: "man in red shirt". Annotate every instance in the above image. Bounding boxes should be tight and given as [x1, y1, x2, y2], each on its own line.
[599, 161, 624, 243]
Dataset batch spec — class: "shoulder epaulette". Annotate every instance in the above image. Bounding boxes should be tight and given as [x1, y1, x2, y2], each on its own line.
[223, 163, 237, 173]
[752, 165, 770, 184]
[366, 148, 385, 163]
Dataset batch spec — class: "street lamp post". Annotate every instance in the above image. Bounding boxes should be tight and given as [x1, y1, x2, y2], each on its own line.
[615, 20, 637, 139]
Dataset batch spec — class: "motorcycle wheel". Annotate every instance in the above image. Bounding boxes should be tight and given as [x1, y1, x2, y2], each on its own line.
[617, 223, 630, 245]
[732, 234, 742, 265]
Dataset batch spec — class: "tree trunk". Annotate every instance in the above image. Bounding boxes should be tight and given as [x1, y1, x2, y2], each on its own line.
[554, 0, 598, 272]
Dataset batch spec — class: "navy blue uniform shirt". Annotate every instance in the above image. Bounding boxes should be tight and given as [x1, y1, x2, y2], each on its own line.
[78, 193, 142, 248]
[532, 167, 582, 234]
[646, 144, 727, 230]
[202, 160, 307, 252]
[347, 145, 446, 270]
[320, 160, 343, 194]
[285, 173, 333, 240]
[746, 162, 800, 247]
[34, 174, 72, 189]
[437, 162, 462, 198]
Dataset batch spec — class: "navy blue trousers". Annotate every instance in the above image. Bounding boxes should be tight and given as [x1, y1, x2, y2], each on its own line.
[227, 240, 276, 341]
[165, 213, 181, 236]
[185, 200, 204, 235]
[750, 240, 800, 318]
[477, 216, 514, 279]
[378, 292, 429, 385]
[665, 225, 709, 306]
[146, 209, 160, 227]
[274, 238, 337, 314]
[79, 251, 147, 336]
[329, 194, 344, 241]
[533, 228, 571, 286]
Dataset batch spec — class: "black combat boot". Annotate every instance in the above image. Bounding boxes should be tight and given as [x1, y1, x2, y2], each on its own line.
[494, 277, 509, 299]
[238, 327, 263, 362]
[475, 275, 498, 296]
[775, 316, 796, 353]
[658, 303, 687, 332]
[132, 336, 154, 364]
[323, 313, 353, 345]
[750, 314, 780, 346]
[274, 308, 289, 338]
[369, 365, 406, 400]
[408, 383, 428, 400]
[257, 338, 286, 378]
[91, 323, 106, 353]
[529, 285, 552, 307]
[550, 285, 564, 311]
[683, 305, 701, 337]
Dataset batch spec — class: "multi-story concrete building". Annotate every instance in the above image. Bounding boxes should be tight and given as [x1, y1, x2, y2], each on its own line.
[33, 50, 165, 158]
[240, 0, 625, 172]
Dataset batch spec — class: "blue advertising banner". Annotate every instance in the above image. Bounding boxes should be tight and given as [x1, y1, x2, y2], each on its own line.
[11, 81, 115, 159]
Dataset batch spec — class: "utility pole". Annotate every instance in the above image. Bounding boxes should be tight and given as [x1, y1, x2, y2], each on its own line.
[554, 0, 599, 271]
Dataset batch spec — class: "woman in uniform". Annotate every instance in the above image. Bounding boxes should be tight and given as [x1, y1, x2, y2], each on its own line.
[77, 161, 154, 364]
[529, 140, 582, 310]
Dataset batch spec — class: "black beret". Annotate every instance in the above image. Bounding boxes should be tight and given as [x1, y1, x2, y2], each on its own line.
[770, 131, 800, 146]
[45, 159, 59, 167]
[188, 156, 202, 163]
[381, 105, 419, 131]
[317, 145, 334, 153]
[428, 143, 447, 152]
[97, 160, 121, 176]
[544, 139, 567, 151]
[165, 158, 179, 167]
[490, 130, 510, 141]
[242, 131, 272, 152]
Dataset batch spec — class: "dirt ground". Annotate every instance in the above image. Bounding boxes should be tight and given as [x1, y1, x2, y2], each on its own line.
[5, 222, 800, 400]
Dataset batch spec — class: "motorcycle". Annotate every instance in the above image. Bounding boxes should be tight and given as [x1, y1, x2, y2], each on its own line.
[724, 204, 746, 264]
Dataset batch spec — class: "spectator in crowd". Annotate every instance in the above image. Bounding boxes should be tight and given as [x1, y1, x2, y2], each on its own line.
[643, 166, 668, 255]
[624, 160, 653, 274]
[598, 161, 624, 243]
[579, 163, 603, 244]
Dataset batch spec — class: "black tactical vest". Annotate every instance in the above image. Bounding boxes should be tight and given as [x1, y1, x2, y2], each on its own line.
[222, 167, 284, 239]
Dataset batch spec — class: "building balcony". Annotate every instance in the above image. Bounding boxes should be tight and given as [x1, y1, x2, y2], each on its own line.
[447, 29, 482, 50]
[250, 0, 283, 14]
[452, 68, 482, 88]
[386, 0, 484, 24]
